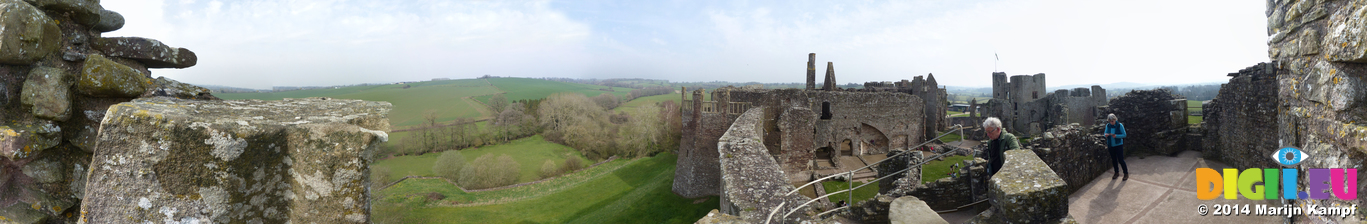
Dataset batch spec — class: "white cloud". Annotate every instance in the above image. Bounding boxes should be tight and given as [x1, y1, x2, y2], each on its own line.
[657, 0, 1266, 87]
[99, 0, 1267, 89]
[105, 0, 592, 89]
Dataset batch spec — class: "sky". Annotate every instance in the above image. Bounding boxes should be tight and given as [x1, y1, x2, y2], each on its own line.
[102, 0, 1269, 89]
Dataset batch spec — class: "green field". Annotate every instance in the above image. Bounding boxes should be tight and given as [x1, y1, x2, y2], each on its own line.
[372, 135, 587, 183]
[922, 155, 974, 183]
[376, 153, 718, 223]
[936, 131, 964, 143]
[613, 94, 681, 115]
[217, 79, 500, 128]
[1187, 100, 1204, 124]
[822, 180, 879, 204]
[474, 77, 631, 105]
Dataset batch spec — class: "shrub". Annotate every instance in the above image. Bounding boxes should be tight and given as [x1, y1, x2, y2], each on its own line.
[539, 159, 559, 179]
[432, 150, 465, 181]
[371, 166, 393, 190]
[561, 156, 584, 173]
[458, 154, 521, 189]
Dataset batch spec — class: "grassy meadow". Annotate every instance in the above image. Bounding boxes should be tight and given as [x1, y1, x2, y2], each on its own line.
[376, 152, 718, 224]
[217, 79, 500, 128]
[474, 77, 631, 105]
[1187, 100, 1204, 124]
[921, 155, 974, 183]
[822, 180, 879, 204]
[612, 94, 681, 115]
[371, 135, 588, 183]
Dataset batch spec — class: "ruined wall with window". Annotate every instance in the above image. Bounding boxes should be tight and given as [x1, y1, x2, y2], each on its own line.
[675, 58, 929, 197]
[986, 72, 1108, 137]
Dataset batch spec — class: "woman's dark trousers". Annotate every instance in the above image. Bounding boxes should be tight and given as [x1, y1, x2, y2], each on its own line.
[1109, 144, 1128, 175]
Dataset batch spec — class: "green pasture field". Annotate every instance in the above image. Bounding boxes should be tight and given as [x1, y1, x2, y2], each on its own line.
[474, 77, 631, 105]
[376, 152, 718, 224]
[216, 79, 499, 128]
[371, 135, 587, 183]
[613, 94, 682, 116]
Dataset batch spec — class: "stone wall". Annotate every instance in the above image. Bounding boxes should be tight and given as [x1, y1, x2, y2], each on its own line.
[1201, 63, 1280, 169]
[0, 0, 213, 222]
[1101, 89, 1188, 156]
[80, 98, 390, 223]
[1266, 0, 1367, 222]
[716, 107, 812, 223]
[1025, 123, 1110, 195]
[676, 86, 925, 197]
[971, 149, 1069, 223]
[987, 72, 1107, 137]
[885, 157, 989, 211]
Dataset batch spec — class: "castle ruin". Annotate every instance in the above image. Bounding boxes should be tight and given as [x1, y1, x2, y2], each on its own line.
[673, 53, 947, 198]
[984, 72, 1108, 137]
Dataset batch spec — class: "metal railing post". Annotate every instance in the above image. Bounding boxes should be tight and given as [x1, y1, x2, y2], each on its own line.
[766, 125, 968, 221]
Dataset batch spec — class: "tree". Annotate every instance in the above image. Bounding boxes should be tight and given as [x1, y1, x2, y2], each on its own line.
[458, 154, 520, 189]
[591, 93, 620, 110]
[432, 150, 466, 181]
[489, 94, 509, 113]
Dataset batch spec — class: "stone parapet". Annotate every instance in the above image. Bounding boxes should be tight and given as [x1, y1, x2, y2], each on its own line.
[79, 97, 390, 223]
[978, 149, 1068, 223]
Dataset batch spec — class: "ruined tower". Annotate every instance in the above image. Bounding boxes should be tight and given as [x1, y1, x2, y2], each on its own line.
[823, 62, 837, 91]
[806, 53, 816, 90]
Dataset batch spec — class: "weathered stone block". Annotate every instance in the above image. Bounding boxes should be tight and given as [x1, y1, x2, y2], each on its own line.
[75, 54, 151, 98]
[1324, 0, 1367, 62]
[19, 157, 61, 183]
[0, 202, 50, 224]
[93, 9, 123, 32]
[1301, 29, 1320, 55]
[62, 96, 131, 152]
[693, 209, 745, 224]
[987, 149, 1067, 223]
[140, 76, 218, 100]
[19, 67, 71, 121]
[22, 0, 100, 25]
[93, 37, 198, 68]
[80, 97, 391, 224]
[889, 196, 948, 224]
[0, 0, 62, 65]
[0, 122, 61, 160]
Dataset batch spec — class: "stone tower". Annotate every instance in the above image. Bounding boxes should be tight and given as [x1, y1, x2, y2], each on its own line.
[991, 72, 1008, 99]
[823, 62, 837, 91]
[806, 53, 816, 90]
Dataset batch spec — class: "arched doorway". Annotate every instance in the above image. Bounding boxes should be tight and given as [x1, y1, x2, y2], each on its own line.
[839, 139, 853, 156]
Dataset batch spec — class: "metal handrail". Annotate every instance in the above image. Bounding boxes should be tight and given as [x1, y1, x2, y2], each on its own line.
[764, 124, 968, 223]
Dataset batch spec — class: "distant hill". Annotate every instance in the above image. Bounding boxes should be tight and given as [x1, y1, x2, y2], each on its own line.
[215, 78, 634, 129]
[194, 84, 268, 93]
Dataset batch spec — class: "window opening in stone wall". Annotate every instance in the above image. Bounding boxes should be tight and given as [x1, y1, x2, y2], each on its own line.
[1033, 91, 1038, 99]
[821, 102, 832, 119]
